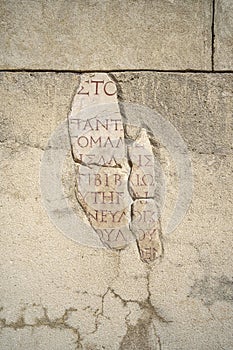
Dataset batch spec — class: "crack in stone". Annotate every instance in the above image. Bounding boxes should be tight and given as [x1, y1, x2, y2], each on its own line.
[0, 281, 168, 349]
[90, 288, 112, 335]
[88, 282, 171, 346]
[117, 273, 169, 350]
[0, 306, 83, 349]
[153, 324, 162, 350]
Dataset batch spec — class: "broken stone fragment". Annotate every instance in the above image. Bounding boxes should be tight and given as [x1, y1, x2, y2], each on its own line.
[128, 128, 157, 199]
[131, 199, 163, 263]
[68, 73, 125, 166]
[68, 72, 162, 256]
[74, 162, 133, 249]
[68, 73, 132, 249]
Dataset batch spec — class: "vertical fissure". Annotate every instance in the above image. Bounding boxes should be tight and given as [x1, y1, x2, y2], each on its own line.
[211, 0, 216, 71]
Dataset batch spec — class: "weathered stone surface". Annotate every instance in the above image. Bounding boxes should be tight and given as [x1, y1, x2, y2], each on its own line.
[114, 72, 233, 154]
[1, 72, 233, 349]
[0, 327, 78, 350]
[0, 0, 212, 70]
[148, 151, 233, 349]
[215, 0, 233, 70]
[0, 72, 79, 149]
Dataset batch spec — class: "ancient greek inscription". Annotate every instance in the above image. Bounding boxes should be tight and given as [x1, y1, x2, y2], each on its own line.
[68, 73, 162, 261]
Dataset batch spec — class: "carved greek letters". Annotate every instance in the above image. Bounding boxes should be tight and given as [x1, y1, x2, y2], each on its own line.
[68, 73, 162, 260]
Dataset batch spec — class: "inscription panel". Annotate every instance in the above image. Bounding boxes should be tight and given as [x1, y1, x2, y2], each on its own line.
[68, 73, 162, 260]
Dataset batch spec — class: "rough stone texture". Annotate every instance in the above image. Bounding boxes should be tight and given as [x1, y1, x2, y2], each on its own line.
[0, 0, 212, 71]
[114, 72, 233, 155]
[215, 0, 233, 70]
[1, 72, 233, 349]
[0, 327, 78, 350]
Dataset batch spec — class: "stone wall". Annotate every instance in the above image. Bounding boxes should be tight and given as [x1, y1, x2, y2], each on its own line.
[0, 1, 233, 350]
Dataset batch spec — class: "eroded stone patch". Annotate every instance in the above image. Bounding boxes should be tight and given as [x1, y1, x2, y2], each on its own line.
[68, 73, 163, 260]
